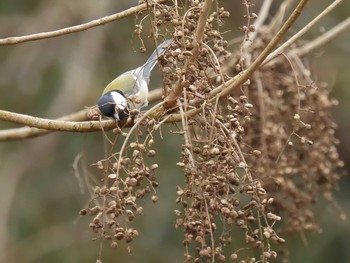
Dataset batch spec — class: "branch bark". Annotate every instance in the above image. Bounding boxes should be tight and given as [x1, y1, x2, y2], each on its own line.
[0, 89, 162, 141]
[0, 0, 168, 45]
[0, 109, 116, 132]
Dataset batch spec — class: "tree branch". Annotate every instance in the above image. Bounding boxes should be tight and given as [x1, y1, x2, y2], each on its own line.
[0, 110, 94, 141]
[0, 89, 162, 141]
[0, 0, 311, 139]
[0, 109, 116, 132]
[294, 16, 350, 57]
[1, 0, 345, 142]
[264, 0, 344, 65]
[159, 0, 311, 122]
[0, 0, 168, 45]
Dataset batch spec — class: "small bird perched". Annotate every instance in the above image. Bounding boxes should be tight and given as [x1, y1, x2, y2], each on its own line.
[97, 39, 172, 120]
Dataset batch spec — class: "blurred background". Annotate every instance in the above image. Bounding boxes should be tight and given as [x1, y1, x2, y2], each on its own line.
[0, 0, 349, 262]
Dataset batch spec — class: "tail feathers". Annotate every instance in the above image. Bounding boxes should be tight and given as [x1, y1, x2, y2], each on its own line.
[142, 39, 172, 80]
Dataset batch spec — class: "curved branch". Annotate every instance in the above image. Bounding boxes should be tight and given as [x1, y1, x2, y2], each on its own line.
[0, 0, 168, 45]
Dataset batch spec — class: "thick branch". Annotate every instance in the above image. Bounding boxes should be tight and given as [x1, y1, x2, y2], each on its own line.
[0, 109, 115, 132]
[0, 110, 93, 141]
[0, 0, 168, 45]
[0, 88, 162, 141]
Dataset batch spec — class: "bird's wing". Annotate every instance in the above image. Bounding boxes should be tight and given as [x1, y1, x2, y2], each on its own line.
[142, 39, 172, 81]
[102, 70, 138, 97]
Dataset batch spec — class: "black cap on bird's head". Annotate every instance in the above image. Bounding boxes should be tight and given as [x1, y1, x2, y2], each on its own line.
[97, 90, 129, 120]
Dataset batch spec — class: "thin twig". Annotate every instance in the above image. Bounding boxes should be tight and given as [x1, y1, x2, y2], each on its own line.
[0, 0, 168, 45]
[264, 0, 344, 65]
[219, 0, 309, 98]
[216, 119, 253, 182]
[294, 16, 350, 57]
[249, 0, 273, 42]
[114, 101, 165, 179]
[224, 0, 273, 73]
[268, 0, 293, 32]
[204, 199, 215, 263]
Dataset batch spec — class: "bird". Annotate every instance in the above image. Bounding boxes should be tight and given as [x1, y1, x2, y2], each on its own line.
[97, 39, 172, 120]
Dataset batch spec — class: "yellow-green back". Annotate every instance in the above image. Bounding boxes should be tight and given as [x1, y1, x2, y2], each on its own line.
[102, 72, 137, 97]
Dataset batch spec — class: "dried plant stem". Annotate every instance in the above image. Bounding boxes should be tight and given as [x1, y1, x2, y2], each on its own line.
[204, 199, 215, 263]
[250, 0, 273, 41]
[114, 101, 165, 179]
[164, 0, 310, 122]
[294, 16, 350, 57]
[178, 98, 195, 165]
[264, 0, 344, 64]
[0, 0, 168, 45]
[241, 0, 273, 63]
[254, 71, 268, 153]
[164, 0, 214, 108]
[269, 0, 293, 31]
[218, 0, 309, 98]
[217, 119, 253, 182]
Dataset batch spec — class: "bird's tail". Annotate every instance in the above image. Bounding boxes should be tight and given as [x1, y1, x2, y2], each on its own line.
[142, 39, 172, 80]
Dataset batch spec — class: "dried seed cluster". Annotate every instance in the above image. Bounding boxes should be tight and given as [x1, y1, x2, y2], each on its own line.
[147, 0, 231, 96]
[170, 20, 344, 261]
[151, 1, 342, 262]
[84, 0, 343, 261]
[175, 94, 285, 262]
[243, 63, 344, 234]
[81, 119, 160, 250]
[148, 1, 286, 261]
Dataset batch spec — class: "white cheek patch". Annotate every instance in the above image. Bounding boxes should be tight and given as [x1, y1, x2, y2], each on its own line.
[111, 91, 128, 110]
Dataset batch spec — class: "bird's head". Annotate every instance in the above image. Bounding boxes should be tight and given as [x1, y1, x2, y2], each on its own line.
[97, 90, 129, 121]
